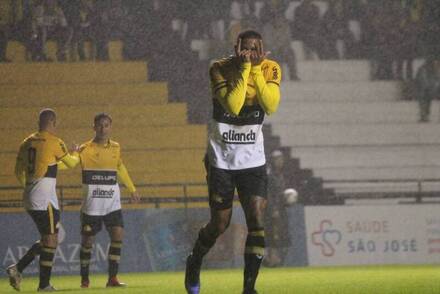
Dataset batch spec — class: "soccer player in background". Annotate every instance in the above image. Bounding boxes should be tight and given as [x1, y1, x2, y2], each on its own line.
[7, 108, 80, 291]
[185, 30, 281, 294]
[62, 113, 139, 288]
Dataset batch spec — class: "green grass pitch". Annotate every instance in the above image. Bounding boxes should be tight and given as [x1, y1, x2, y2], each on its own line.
[1, 265, 440, 293]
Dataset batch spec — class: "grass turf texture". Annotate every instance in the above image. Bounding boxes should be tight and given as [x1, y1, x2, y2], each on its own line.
[1, 265, 440, 293]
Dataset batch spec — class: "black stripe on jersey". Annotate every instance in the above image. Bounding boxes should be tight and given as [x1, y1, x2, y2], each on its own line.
[44, 164, 58, 178]
[213, 99, 265, 126]
[213, 81, 227, 89]
[214, 85, 228, 94]
[82, 170, 117, 185]
[267, 81, 280, 86]
[213, 81, 228, 93]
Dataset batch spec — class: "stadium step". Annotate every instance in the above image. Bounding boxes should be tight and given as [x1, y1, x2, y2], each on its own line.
[0, 169, 205, 187]
[0, 82, 168, 106]
[0, 148, 206, 176]
[0, 125, 207, 152]
[0, 104, 189, 129]
[0, 184, 208, 208]
[0, 62, 147, 84]
[272, 123, 440, 147]
[297, 60, 370, 82]
[267, 101, 419, 124]
[6, 40, 124, 63]
[281, 81, 403, 102]
[289, 145, 440, 169]
[314, 166, 440, 181]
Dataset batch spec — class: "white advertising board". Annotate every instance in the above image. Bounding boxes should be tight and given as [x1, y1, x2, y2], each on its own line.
[305, 205, 440, 266]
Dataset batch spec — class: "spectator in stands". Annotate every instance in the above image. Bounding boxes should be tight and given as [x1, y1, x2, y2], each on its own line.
[30, 0, 72, 61]
[320, 0, 355, 59]
[264, 150, 292, 267]
[291, 0, 321, 59]
[395, 0, 423, 81]
[369, 1, 400, 80]
[262, 6, 299, 80]
[61, 0, 96, 61]
[93, 0, 112, 61]
[0, 0, 12, 62]
[414, 53, 440, 123]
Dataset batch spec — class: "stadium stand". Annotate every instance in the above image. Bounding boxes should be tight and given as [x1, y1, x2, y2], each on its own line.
[0, 53, 208, 211]
[266, 60, 440, 203]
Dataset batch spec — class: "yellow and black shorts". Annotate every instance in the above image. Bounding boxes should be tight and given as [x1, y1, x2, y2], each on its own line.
[80, 210, 124, 236]
[207, 164, 268, 210]
[27, 205, 60, 235]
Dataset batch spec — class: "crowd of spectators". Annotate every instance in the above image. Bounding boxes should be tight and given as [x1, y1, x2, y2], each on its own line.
[0, 0, 439, 120]
[1, 1, 439, 75]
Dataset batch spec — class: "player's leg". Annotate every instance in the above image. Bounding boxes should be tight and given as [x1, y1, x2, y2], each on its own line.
[186, 207, 233, 293]
[104, 210, 126, 287]
[79, 213, 101, 288]
[7, 239, 42, 291]
[33, 205, 60, 291]
[185, 164, 235, 294]
[237, 166, 268, 294]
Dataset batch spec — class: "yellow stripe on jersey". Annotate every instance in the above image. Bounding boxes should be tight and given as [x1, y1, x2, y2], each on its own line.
[48, 204, 54, 234]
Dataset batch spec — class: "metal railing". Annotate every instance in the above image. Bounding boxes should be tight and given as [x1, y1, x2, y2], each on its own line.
[323, 178, 440, 203]
[0, 183, 208, 210]
[2, 178, 440, 210]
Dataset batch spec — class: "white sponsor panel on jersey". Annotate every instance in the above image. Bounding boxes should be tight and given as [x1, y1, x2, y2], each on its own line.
[208, 121, 265, 170]
[305, 205, 440, 265]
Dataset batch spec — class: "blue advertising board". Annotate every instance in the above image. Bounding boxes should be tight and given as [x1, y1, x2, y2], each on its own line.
[0, 205, 307, 276]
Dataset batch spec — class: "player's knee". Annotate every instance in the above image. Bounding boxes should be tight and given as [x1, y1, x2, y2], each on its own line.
[247, 216, 265, 232]
[109, 226, 124, 242]
[81, 235, 95, 248]
[42, 234, 58, 248]
[215, 221, 230, 235]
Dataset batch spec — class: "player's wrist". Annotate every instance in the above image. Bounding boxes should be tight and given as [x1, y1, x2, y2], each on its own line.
[250, 64, 262, 74]
[240, 62, 251, 70]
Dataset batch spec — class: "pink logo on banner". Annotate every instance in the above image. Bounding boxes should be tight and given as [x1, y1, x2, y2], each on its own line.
[312, 220, 342, 257]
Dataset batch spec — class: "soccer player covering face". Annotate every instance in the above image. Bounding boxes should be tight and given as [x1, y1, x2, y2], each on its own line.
[185, 30, 281, 294]
[7, 108, 80, 291]
[69, 113, 140, 288]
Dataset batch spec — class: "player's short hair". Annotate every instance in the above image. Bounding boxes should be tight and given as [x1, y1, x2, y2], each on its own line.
[38, 108, 56, 128]
[237, 30, 262, 42]
[94, 112, 112, 125]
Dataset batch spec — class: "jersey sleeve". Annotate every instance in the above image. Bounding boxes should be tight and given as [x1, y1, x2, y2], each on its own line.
[264, 62, 282, 86]
[251, 61, 281, 115]
[210, 62, 228, 95]
[117, 147, 136, 192]
[210, 61, 251, 116]
[15, 143, 27, 186]
[54, 138, 69, 161]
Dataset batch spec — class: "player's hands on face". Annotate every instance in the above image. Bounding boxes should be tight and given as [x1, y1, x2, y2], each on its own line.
[236, 38, 252, 63]
[250, 40, 269, 66]
[130, 191, 140, 204]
